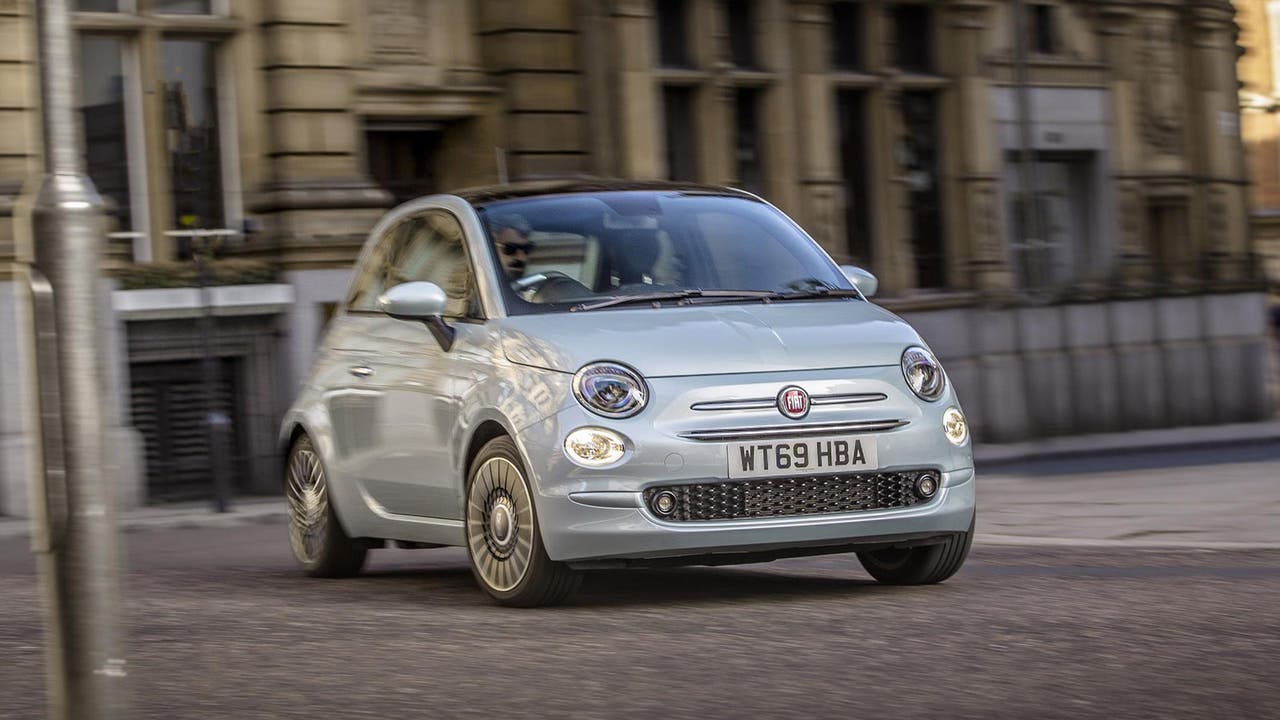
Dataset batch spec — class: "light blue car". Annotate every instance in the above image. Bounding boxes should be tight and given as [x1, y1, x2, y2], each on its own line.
[281, 180, 975, 606]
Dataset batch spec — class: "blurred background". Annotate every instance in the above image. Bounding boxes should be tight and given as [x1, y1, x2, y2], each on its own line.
[0, 0, 1276, 515]
[2, 3, 1280, 718]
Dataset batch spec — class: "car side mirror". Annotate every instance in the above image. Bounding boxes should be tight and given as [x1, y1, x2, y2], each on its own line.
[839, 265, 878, 298]
[377, 281, 455, 351]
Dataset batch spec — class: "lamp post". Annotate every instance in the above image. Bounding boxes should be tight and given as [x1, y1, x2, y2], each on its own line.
[29, 0, 126, 717]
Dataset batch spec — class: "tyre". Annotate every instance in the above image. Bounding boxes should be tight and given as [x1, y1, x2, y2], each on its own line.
[465, 436, 582, 607]
[857, 513, 974, 585]
[285, 434, 368, 578]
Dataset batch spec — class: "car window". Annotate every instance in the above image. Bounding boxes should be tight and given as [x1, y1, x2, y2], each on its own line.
[348, 210, 479, 318]
[475, 192, 851, 314]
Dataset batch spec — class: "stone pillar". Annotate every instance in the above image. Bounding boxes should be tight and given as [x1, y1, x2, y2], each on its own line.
[0, 0, 39, 265]
[1098, 4, 1152, 288]
[610, 0, 662, 179]
[1188, 0, 1250, 282]
[946, 0, 1013, 293]
[479, 0, 590, 179]
[787, 2, 845, 257]
[251, 0, 391, 270]
[695, 0, 734, 185]
[869, 2, 915, 295]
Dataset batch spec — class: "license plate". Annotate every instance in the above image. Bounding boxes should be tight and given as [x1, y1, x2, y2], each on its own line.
[727, 435, 879, 479]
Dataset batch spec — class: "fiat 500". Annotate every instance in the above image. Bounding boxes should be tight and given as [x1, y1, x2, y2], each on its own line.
[281, 180, 975, 606]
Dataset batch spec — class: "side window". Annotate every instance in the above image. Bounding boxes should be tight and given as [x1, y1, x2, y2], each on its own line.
[347, 221, 408, 311]
[386, 210, 478, 318]
[346, 211, 479, 317]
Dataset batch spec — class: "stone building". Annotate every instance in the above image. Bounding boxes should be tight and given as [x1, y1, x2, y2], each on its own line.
[0, 0, 1270, 515]
[1237, 0, 1280, 282]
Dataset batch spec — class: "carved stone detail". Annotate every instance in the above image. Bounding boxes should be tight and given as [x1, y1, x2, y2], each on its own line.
[1141, 17, 1184, 155]
[370, 0, 429, 64]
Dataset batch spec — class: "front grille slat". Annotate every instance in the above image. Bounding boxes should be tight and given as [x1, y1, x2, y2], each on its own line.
[645, 470, 928, 522]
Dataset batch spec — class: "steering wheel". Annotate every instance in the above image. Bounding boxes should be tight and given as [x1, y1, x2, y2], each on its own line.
[513, 270, 574, 293]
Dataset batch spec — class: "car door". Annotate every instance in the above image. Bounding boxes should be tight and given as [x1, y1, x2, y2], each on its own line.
[321, 223, 406, 498]
[358, 209, 487, 520]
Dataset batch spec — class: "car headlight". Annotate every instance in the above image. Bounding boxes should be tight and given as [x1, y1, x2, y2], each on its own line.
[573, 362, 648, 418]
[901, 346, 945, 401]
[564, 427, 627, 467]
[943, 407, 969, 446]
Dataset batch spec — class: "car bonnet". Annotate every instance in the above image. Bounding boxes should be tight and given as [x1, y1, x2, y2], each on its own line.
[498, 301, 923, 377]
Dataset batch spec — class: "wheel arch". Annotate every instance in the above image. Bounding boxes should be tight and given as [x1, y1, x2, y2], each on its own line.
[463, 419, 514, 479]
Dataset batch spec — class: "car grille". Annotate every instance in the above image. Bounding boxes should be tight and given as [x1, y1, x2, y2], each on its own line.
[643, 470, 932, 522]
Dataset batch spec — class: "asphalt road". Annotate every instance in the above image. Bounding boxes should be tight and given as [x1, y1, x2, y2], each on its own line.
[2, 523, 1277, 719]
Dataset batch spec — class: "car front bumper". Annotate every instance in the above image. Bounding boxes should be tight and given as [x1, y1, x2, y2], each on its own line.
[533, 466, 974, 564]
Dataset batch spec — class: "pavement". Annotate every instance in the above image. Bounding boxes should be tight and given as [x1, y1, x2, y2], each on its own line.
[2, 420, 1277, 548]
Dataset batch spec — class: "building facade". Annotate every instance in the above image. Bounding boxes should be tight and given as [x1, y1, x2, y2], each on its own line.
[0, 0, 1270, 515]
[1237, 0, 1280, 281]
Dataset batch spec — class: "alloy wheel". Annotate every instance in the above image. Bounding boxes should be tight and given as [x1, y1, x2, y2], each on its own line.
[286, 445, 329, 565]
[466, 457, 536, 592]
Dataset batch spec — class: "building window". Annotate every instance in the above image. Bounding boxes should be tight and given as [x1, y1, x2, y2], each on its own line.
[79, 35, 135, 232]
[655, 0, 692, 68]
[837, 90, 872, 266]
[901, 91, 945, 288]
[662, 86, 699, 181]
[892, 4, 933, 73]
[163, 39, 225, 236]
[830, 1, 863, 71]
[365, 125, 443, 206]
[1031, 4, 1056, 55]
[74, 5, 239, 261]
[153, 0, 215, 14]
[733, 87, 764, 195]
[75, 0, 121, 11]
[724, 0, 757, 69]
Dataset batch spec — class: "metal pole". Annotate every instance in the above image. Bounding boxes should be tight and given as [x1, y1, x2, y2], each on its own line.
[30, 0, 126, 717]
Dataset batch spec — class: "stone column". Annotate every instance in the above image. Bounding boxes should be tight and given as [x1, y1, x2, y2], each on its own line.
[0, 0, 40, 517]
[610, 0, 662, 179]
[945, 0, 1013, 293]
[251, 0, 390, 270]
[787, 1, 845, 257]
[695, 0, 734, 185]
[869, 2, 914, 294]
[1098, 3, 1152, 288]
[1188, 0, 1250, 282]
[479, 0, 590, 179]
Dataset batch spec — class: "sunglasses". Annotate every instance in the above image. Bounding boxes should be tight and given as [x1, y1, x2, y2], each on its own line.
[500, 241, 535, 256]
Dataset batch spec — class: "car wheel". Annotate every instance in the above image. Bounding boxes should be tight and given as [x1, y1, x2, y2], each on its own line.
[857, 513, 974, 585]
[465, 436, 582, 607]
[286, 435, 368, 578]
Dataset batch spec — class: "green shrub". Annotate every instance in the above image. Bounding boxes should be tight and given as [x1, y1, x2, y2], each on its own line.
[117, 259, 278, 290]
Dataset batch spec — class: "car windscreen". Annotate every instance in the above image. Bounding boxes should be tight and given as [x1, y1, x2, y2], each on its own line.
[475, 191, 855, 315]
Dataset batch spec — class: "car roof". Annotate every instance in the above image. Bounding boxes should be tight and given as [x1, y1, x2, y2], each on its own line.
[450, 178, 760, 206]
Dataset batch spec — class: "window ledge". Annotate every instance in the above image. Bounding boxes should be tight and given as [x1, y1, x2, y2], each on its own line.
[114, 283, 295, 321]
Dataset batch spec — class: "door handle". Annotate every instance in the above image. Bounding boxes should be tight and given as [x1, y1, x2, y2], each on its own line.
[348, 365, 374, 378]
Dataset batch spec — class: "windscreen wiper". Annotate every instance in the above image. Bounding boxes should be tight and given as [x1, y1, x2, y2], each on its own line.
[570, 289, 777, 312]
[768, 287, 864, 301]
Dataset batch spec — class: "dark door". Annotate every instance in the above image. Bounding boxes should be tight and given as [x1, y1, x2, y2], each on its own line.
[130, 358, 245, 503]
[365, 127, 443, 206]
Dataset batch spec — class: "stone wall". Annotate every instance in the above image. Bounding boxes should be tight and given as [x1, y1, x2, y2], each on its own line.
[900, 293, 1274, 443]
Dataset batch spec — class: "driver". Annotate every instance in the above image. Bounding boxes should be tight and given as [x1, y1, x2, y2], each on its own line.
[490, 214, 535, 281]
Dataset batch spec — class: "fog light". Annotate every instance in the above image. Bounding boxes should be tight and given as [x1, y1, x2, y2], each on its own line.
[916, 473, 939, 499]
[563, 427, 627, 467]
[652, 490, 677, 516]
[942, 406, 969, 446]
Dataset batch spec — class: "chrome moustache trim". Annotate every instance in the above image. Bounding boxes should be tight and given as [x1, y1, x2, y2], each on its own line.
[676, 418, 909, 441]
[690, 392, 888, 412]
